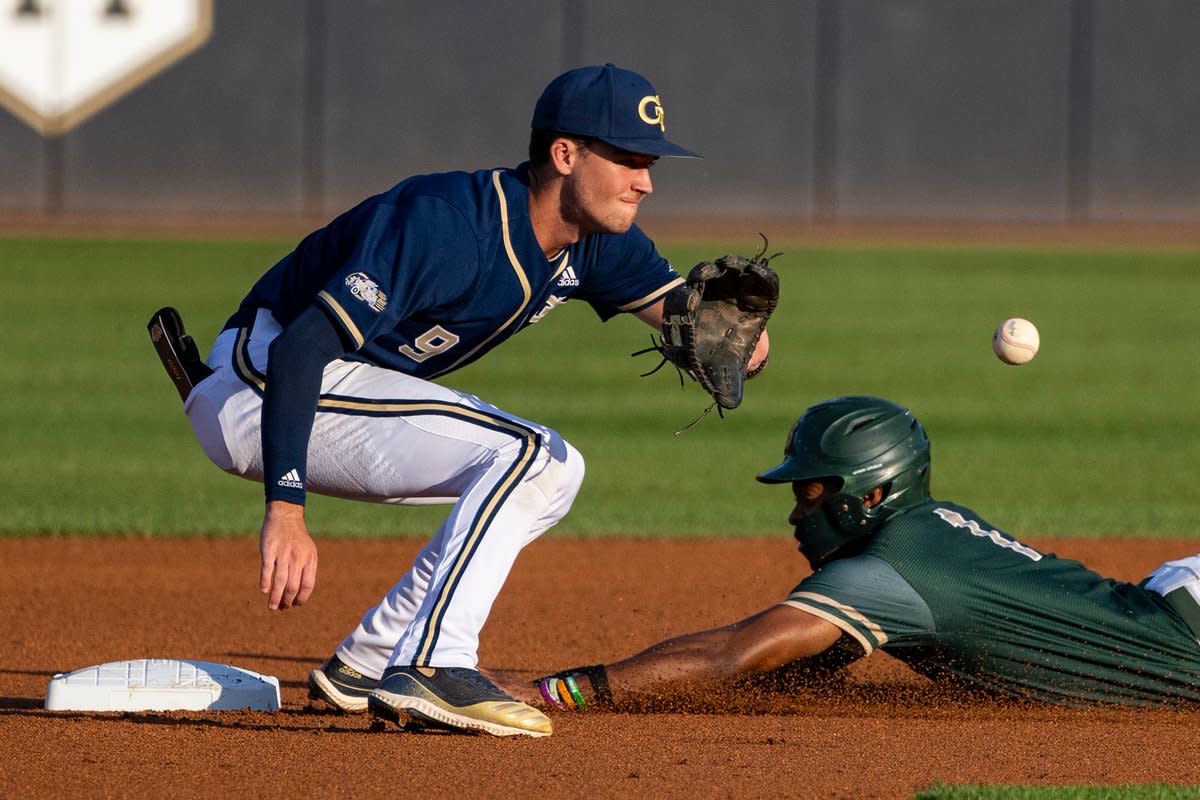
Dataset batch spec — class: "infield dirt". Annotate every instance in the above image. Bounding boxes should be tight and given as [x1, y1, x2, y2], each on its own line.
[3, 536, 1199, 799]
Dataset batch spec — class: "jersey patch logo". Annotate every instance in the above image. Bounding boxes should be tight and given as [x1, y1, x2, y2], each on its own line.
[277, 469, 303, 489]
[345, 272, 387, 312]
[556, 265, 580, 288]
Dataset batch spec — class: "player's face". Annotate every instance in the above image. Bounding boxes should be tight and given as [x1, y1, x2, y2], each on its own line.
[787, 478, 839, 527]
[563, 140, 657, 235]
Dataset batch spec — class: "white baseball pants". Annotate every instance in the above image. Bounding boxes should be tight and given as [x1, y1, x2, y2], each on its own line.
[185, 310, 585, 675]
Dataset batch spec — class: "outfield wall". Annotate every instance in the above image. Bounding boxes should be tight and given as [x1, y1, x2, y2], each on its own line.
[1, 0, 1198, 225]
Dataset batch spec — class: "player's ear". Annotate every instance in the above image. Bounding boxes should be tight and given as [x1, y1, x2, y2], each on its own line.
[549, 137, 582, 175]
[862, 486, 886, 509]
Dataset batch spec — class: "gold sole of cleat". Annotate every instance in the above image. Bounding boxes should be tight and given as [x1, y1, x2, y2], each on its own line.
[369, 692, 551, 738]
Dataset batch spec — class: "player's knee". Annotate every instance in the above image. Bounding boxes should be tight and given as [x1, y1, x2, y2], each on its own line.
[532, 437, 586, 515]
[556, 440, 586, 503]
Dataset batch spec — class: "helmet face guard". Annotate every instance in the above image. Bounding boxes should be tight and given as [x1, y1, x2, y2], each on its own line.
[794, 490, 873, 567]
[758, 396, 931, 566]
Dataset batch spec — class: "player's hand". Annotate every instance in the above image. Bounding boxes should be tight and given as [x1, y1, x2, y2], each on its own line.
[747, 328, 770, 377]
[259, 500, 318, 610]
[481, 668, 544, 706]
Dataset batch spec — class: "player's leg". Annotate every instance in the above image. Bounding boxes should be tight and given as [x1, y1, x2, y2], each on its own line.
[312, 359, 583, 735]
[383, 431, 583, 668]
[356, 434, 582, 736]
[316, 436, 583, 715]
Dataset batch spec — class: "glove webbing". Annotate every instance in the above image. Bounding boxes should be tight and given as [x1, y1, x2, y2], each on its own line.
[631, 334, 727, 434]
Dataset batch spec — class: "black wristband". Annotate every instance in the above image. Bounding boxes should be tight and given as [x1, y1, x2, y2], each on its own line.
[582, 664, 613, 705]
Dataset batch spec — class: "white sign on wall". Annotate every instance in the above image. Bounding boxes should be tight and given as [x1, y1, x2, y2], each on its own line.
[0, 0, 212, 136]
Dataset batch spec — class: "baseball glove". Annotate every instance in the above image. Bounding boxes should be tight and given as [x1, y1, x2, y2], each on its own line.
[644, 241, 780, 413]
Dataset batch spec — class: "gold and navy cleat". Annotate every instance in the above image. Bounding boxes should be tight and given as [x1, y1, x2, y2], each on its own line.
[308, 655, 379, 713]
[368, 666, 552, 738]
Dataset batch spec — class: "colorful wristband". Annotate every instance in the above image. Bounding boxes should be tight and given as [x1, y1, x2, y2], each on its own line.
[564, 675, 587, 709]
[538, 677, 566, 709]
[538, 666, 612, 710]
[555, 678, 576, 708]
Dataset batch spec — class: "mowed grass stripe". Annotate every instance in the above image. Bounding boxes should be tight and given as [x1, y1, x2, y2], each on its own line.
[1, 237, 1197, 537]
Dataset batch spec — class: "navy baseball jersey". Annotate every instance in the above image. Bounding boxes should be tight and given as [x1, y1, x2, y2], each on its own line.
[233, 164, 682, 379]
[787, 500, 1200, 707]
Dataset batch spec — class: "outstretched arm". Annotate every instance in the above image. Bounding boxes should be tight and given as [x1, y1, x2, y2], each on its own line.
[526, 604, 843, 711]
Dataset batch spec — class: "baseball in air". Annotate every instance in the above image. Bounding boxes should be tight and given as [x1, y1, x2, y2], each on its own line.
[992, 317, 1040, 365]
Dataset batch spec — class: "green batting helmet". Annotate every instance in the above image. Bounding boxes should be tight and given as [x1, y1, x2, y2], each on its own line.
[757, 396, 931, 566]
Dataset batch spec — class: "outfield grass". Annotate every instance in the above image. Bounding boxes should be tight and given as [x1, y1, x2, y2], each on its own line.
[1, 236, 1198, 538]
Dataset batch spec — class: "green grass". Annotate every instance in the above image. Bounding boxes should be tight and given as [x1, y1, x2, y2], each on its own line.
[2, 236, 1199, 537]
[916, 784, 1200, 799]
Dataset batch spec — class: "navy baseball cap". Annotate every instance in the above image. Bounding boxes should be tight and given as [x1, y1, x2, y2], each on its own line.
[532, 63, 701, 158]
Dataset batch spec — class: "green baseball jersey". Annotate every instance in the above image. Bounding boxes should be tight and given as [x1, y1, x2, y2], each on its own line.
[787, 500, 1200, 707]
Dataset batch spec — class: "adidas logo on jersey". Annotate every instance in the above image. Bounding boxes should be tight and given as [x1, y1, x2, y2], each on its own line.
[277, 469, 303, 489]
[557, 265, 579, 287]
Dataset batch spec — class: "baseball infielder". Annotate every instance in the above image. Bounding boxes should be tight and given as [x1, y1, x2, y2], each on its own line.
[531, 396, 1200, 711]
[152, 64, 768, 737]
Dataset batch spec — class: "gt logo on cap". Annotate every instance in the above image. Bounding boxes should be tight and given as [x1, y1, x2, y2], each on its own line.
[638, 95, 665, 132]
